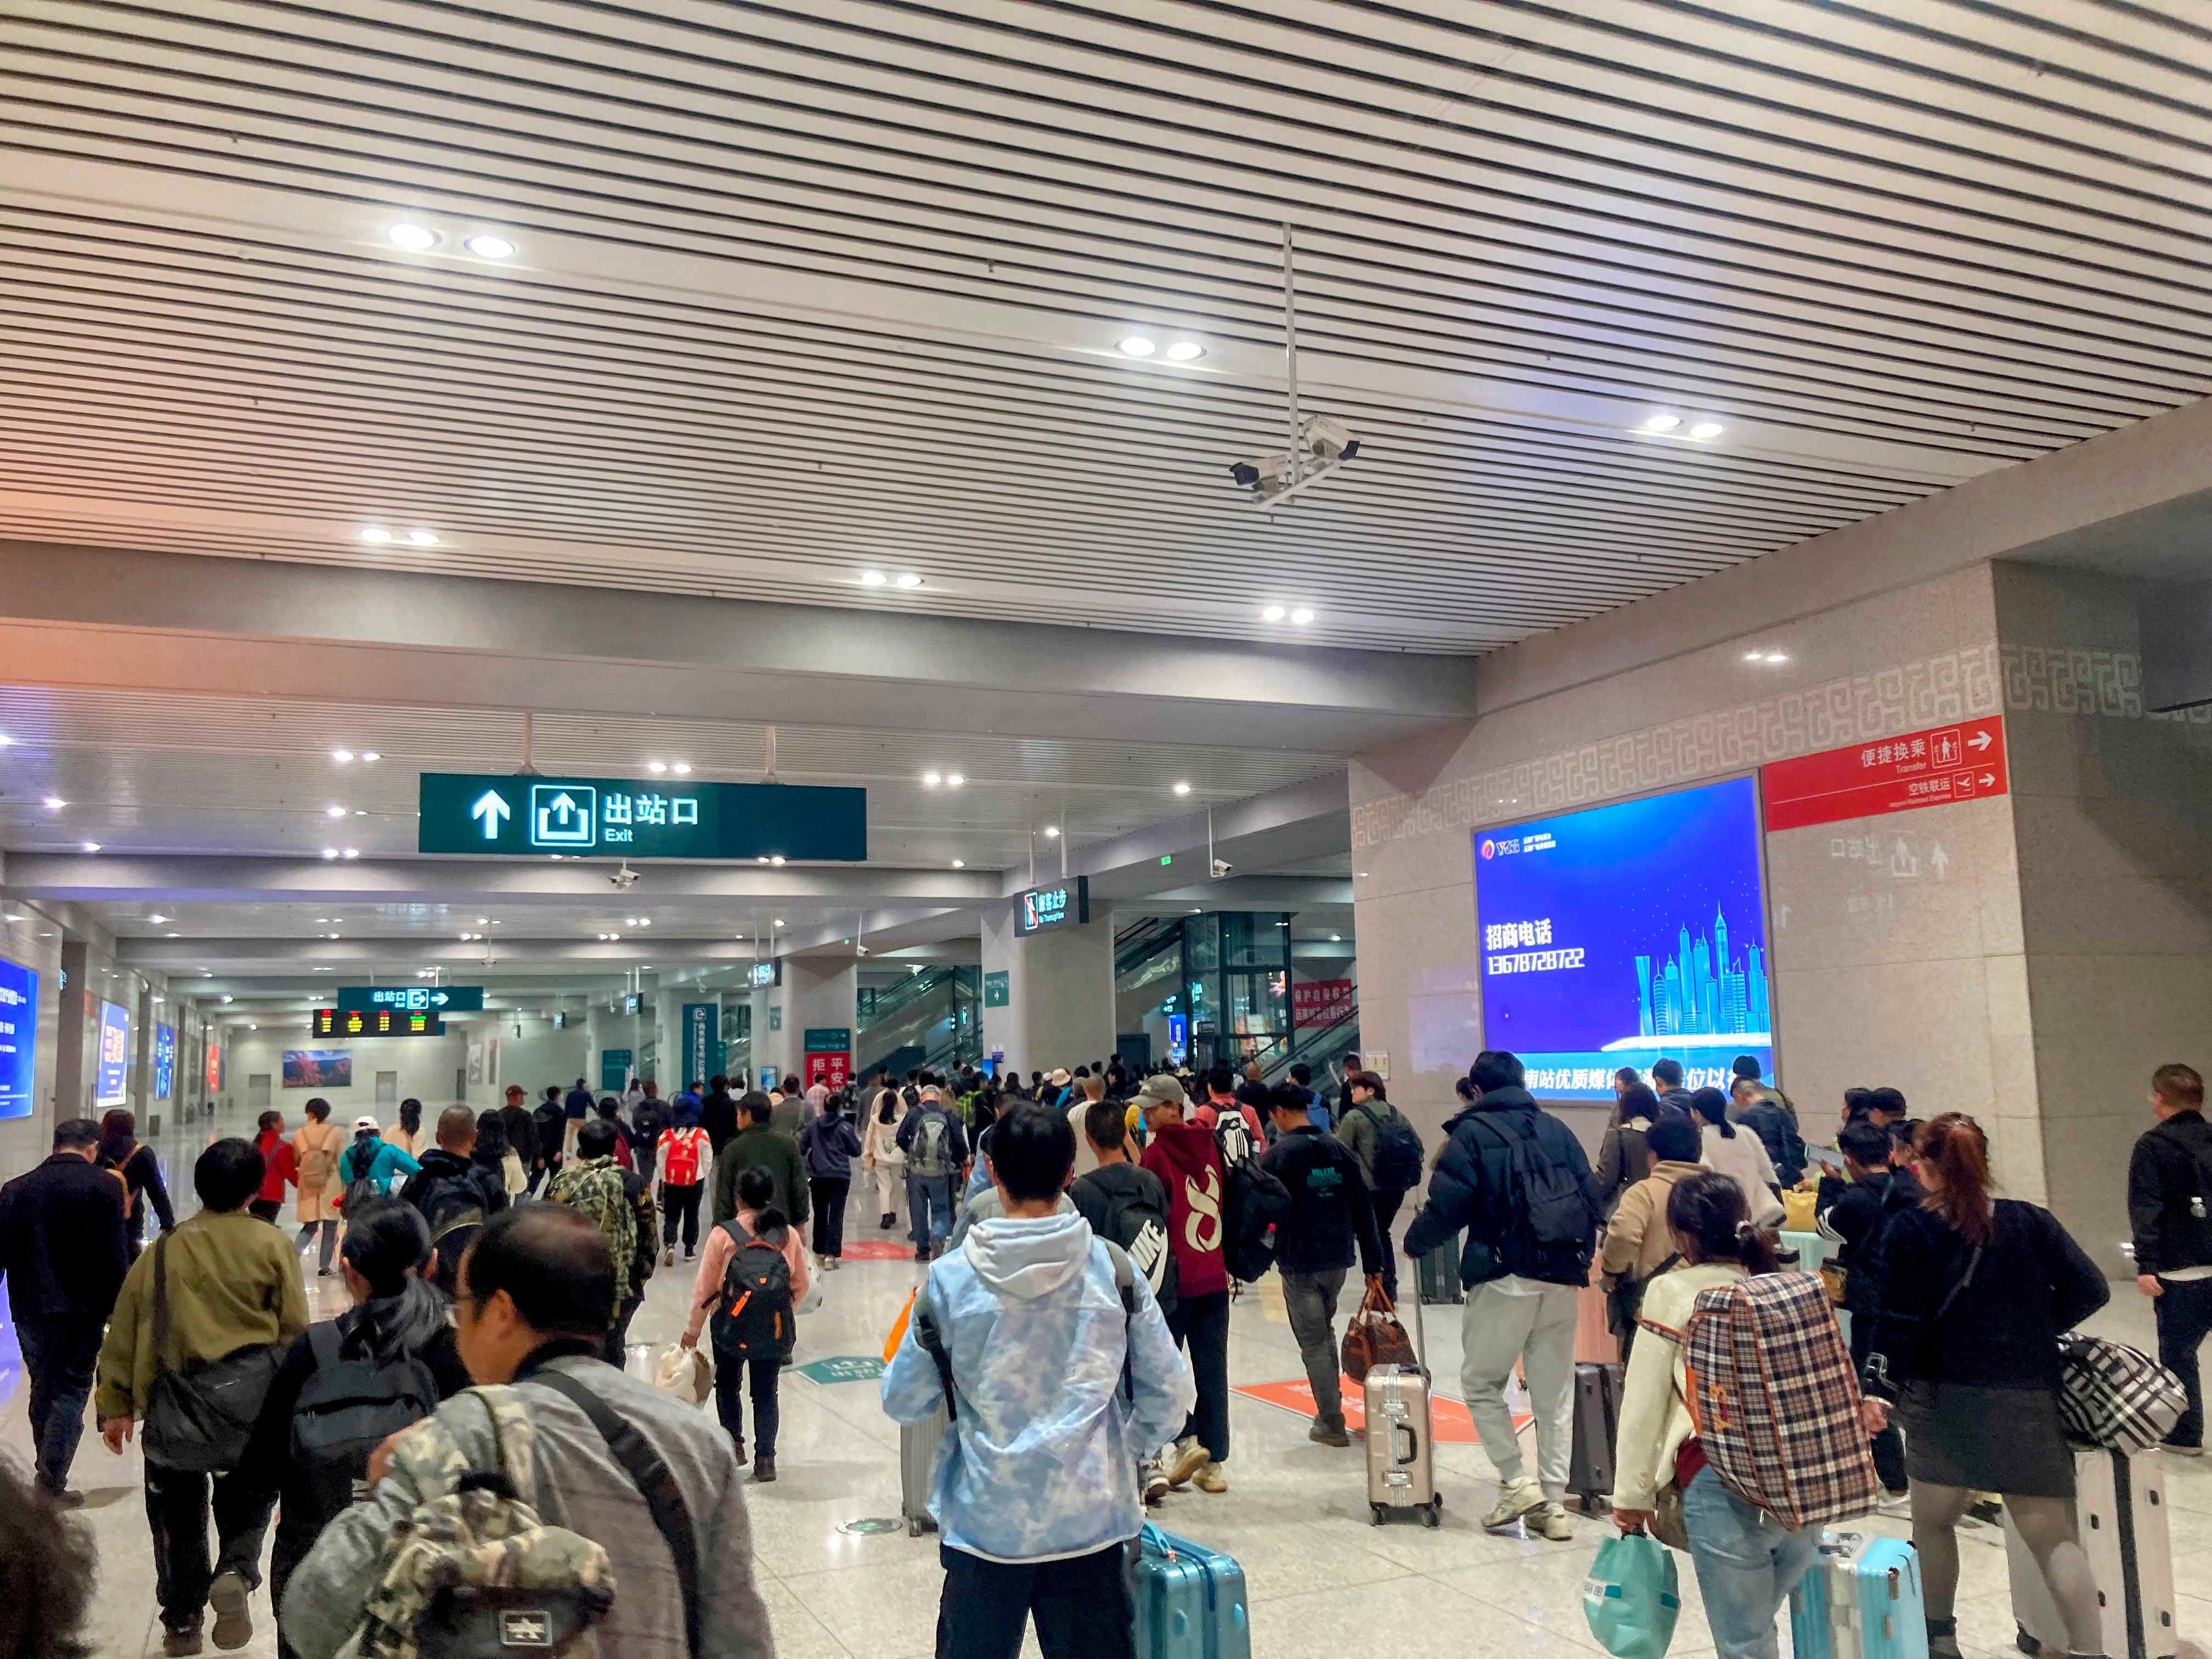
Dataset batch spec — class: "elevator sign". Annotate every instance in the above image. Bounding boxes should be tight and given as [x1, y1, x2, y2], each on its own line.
[417, 774, 867, 861]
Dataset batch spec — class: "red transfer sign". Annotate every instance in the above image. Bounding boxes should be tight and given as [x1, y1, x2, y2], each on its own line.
[1761, 716, 2008, 832]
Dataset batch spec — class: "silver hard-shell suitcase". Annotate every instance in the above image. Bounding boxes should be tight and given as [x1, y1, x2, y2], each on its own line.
[901, 1402, 947, 1536]
[1364, 1286, 1442, 1526]
[2006, 1446, 2175, 1659]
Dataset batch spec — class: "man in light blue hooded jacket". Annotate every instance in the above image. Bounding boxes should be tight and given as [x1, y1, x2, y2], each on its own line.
[883, 1102, 1195, 1659]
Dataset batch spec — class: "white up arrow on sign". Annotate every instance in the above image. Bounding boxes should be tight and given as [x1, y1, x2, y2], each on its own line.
[471, 791, 511, 839]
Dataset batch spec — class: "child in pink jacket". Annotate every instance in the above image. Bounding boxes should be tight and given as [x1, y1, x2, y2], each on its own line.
[681, 1165, 810, 1481]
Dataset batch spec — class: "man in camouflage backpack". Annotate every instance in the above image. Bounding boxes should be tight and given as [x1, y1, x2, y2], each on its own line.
[280, 1206, 772, 1659]
[550, 1122, 636, 1335]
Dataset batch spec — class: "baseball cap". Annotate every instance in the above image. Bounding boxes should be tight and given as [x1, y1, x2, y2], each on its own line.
[1134, 1073, 1187, 1108]
[352, 1115, 379, 1132]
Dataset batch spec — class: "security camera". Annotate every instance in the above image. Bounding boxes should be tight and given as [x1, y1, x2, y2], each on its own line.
[1230, 418, 1360, 506]
[1228, 452, 1293, 495]
[1210, 857, 1234, 879]
[855, 943, 871, 957]
[610, 862, 640, 890]
[1301, 415, 1359, 462]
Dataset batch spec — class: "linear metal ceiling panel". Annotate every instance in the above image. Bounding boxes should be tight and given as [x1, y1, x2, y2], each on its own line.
[0, 0, 2206, 653]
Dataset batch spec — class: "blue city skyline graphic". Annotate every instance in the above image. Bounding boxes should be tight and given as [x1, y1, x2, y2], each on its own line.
[1474, 777, 1773, 1102]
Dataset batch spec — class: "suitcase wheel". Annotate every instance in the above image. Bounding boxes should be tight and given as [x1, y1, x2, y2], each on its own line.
[2015, 1627, 2039, 1657]
[1423, 1501, 1441, 1529]
[1371, 1504, 1387, 1526]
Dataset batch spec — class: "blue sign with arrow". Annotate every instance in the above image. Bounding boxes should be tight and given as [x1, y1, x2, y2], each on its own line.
[336, 986, 486, 1013]
[419, 774, 866, 861]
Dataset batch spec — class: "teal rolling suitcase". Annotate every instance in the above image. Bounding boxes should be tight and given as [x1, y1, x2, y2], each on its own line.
[1789, 1532, 1928, 1659]
[1135, 1525, 1250, 1659]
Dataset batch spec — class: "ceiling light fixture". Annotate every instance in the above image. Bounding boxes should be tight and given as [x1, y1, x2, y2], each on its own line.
[1261, 604, 1286, 623]
[755, 855, 769, 865]
[358, 526, 393, 544]
[326, 804, 347, 819]
[361, 751, 380, 763]
[1171, 781, 1192, 796]
[463, 232, 515, 259]
[167, 932, 181, 939]
[945, 774, 964, 788]
[922, 772, 941, 787]
[342, 847, 359, 859]
[1117, 335, 1156, 357]
[894, 573, 924, 590]
[149, 913, 166, 924]
[332, 748, 353, 763]
[951, 859, 966, 868]
[407, 529, 439, 546]
[774, 919, 784, 928]
[859, 570, 887, 588]
[0, 733, 9, 747]
[43, 797, 64, 810]
[672, 762, 692, 775]
[1689, 421, 1726, 441]
[1643, 413, 1681, 432]
[1289, 607, 1316, 626]
[770, 855, 786, 867]
[1164, 341, 1205, 362]
[81, 842, 100, 853]
[387, 222, 438, 251]
[1765, 652, 1790, 664]
[1042, 825, 1060, 839]
[647, 760, 667, 774]
[1330, 933, 1342, 942]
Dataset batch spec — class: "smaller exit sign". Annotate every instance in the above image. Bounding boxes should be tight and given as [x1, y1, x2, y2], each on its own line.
[1160, 854, 1173, 866]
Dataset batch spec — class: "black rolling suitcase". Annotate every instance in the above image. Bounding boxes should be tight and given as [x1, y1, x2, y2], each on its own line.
[1417, 1235, 1463, 1306]
[1567, 1361, 1622, 1513]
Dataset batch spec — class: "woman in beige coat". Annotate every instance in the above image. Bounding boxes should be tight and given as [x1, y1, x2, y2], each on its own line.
[290, 1096, 346, 1276]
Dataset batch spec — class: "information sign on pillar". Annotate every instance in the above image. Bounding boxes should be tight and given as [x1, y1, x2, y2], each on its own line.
[803, 1026, 852, 1091]
[1014, 877, 1089, 936]
[682, 1003, 720, 1090]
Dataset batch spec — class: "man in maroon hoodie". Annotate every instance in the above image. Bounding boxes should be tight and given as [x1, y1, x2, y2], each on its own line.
[1136, 1073, 1232, 1494]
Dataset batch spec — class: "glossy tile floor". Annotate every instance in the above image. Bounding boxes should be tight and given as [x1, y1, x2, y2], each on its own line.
[5, 1102, 2210, 1658]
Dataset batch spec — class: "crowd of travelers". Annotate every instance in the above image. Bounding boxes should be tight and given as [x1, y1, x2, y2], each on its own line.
[0, 1048, 2205, 1659]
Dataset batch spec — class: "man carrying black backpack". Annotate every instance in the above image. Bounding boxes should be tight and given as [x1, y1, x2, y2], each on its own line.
[1334, 1070, 1423, 1304]
[1403, 1050, 1602, 1544]
[1071, 1099, 1177, 1503]
[398, 1108, 508, 1293]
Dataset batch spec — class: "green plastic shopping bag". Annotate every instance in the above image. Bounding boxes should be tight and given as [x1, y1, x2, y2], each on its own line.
[1583, 1530, 1681, 1659]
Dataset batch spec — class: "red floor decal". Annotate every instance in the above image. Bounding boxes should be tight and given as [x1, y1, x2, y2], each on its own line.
[1232, 1376, 1530, 1446]
[840, 1239, 922, 1262]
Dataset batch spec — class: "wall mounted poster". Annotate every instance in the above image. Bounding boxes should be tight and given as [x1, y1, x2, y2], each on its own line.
[283, 1049, 353, 1089]
[1473, 775, 1771, 1102]
[95, 999, 132, 1107]
[0, 955, 36, 1120]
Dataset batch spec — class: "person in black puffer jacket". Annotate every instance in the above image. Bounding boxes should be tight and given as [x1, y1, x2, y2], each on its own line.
[800, 1094, 864, 1268]
[1259, 1086, 1383, 1447]
[1402, 1050, 1602, 1542]
[396, 1107, 509, 1292]
[2128, 1062, 2212, 1455]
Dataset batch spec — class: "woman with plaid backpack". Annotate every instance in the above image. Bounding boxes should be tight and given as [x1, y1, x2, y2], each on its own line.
[1861, 1114, 2111, 1659]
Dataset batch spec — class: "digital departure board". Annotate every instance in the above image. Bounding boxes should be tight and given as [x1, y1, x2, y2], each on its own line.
[313, 1007, 447, 1038]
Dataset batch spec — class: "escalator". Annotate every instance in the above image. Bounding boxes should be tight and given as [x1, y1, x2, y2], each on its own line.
[856, 966, 980, 1080]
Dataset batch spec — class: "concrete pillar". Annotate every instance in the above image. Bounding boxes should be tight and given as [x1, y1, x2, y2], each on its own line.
[979, 902, 1115, 1079]
[780, 959, 858, 1090]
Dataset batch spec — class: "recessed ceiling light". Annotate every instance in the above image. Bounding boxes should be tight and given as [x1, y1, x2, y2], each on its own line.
[1689, 421, 1725, 441]
[1261, 604, 1286, 623]
[774, 919, 785, 928]
[638, 918, 651, 927]
[894, 573, 924, 590]
[922, 772, 941, 787]
[1330, 933, 1342, 942]
[1765, 652, 1790, 664]
[1171, 781, 1192, 796]
[81, 841, 100, 853]
[770, 855, 786, 867]
[354, 809, 367, 817]
[149, 913, 166, 924]
[1164, 341, 1205, 362]
[1744, 651, 1766, 662]
[322, 849, 338, 861]
[1042, 825, 1060, 839]
[1117, 335, 1156, 357]
[167, 932, 181, 939]
[463, 232, 515, 259]
[315, 917, 329, 923]
[0, 733, 10, 747]
[859, 569, 888, 587]
[43, 796, 65, 811]
[407, 529, 440, 546]
[387, 222, 438, 251]
[331, 748, 353, 763]
[951, 859, 966, 868]
[755, 855, 769, 865]
[358, 526, 393, 544]
[361, 751, 380, 763]
[342, 847, 359, 859]
[1289, 607, 1316, 626]
[647, 760, 668, 774]
[945, 773, 964, 788]
[672, 762, 692, 775]
[326, 804, 347, 818]
[1643, 413, 1681, 432]
[477, 917, 490, 925]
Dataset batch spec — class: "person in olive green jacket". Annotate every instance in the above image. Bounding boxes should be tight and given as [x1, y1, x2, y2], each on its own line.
[97, 1138, 309, 1656]
[711, 1093, 809, 1229]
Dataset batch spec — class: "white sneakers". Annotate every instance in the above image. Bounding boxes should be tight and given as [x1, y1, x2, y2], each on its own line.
[1482, 1476, 1554, 1533]
[1528, 1503, 1573, 1541]
[1163, 1436, 1210, 1490]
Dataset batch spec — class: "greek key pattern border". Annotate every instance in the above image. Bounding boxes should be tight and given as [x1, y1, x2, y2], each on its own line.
[2000, 645, 2212, 725]
[1351, 643, 2002, 852]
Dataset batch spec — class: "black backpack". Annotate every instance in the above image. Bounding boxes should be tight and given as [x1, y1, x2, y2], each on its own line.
[1218, 1141, 1291, 1285]
[341, 1139, 387, 1215]
[412, 1170, 489, 1292]
[711, 1220, 794, 1362]
[1084, 1171, 1178, 1318]
[290, 1322, 442, 1522]
[1351, 1101, 1425, 1193]
[1476, 1111, 1596, 1281]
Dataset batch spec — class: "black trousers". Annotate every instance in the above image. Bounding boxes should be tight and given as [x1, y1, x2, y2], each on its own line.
[16, 1314, 101, 1494]
[1165, 1289, 1231, 1462]
[1372, 1187, 1409, 1302]
[144, 1464, 276, 1633]
[663, 1181, 704, 1252]
[810, 1177, 850, 1257]
[715, 1353, 782, 1459]
[248, 1198, 283, 1224]
[604, 1294, 644, 1366]
[937, 1542, 1136, 1659]
[2156, 1274, 2212, 1448]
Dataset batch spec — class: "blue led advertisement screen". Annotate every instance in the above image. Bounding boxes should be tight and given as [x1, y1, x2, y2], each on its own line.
[153, 1023, 176, 1101]
[95, 999, 131, 1108]
[0, 956, 37, 1120]
[1474, 776, 1773, 1102]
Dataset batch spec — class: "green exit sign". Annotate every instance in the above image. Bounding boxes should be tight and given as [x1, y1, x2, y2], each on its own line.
[417, 774, 866, 861]
[1160, 854, 1173, 866]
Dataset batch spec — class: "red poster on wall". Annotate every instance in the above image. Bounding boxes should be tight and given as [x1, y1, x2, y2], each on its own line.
[1292, 978, 1354, 1028]
[1760, 716, 2008, 832]
[805, 1050, 851, 1091]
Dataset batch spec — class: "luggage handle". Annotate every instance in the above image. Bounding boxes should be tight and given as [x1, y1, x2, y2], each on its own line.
[1395, 1420, 1420, 1467]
